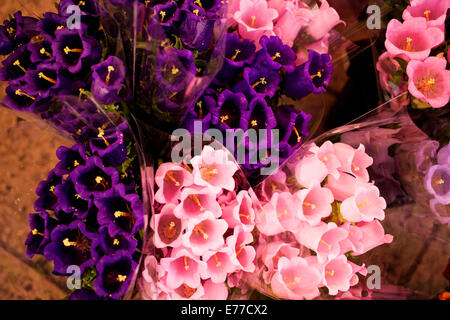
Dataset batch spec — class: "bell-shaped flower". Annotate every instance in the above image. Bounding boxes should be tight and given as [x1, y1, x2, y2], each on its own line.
[155, 163, 193, 204]
[295, 182, 334, 226]
[340, 185, 386, 222]
[226, 225, 255, 272]
[202, 247, 237, 283]
[221, 190, 255, 232]
[152, 203, 185, 248]
[322, 255, 353, 295]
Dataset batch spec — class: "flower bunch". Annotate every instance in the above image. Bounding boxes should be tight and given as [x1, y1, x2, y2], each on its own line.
[252, 140, 393, 299]
[25, 117, 144, 300]
[377, 0, 450, 108]
[139, 145, 258, 299]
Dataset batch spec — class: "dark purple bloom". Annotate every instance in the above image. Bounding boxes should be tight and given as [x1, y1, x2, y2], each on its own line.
[257, 35, 296, 72]
[91, 56, 126, 105]
[92, 227, 137, 258]
[95, 183, 144, 235]
[93, 251, 137, 300]
[27, 38, 54, 63]
[44, 220, 98, 274]
[275, 105, 311, 147]
[25, 212, 57, 258]
[36, 13, 67, 40]
[68, 289, 103, 300]
[182, 94, 217, 132]
[211, 89, 248, 130]
[183, 0, 223, 15]
[24, 63, 72, 98]
[0, 26, 15, 55]
[89, 130, 127, 168]
[155, 47, 197, 92]
[70, 156, 119, 199]
[179, 11, 215, 52]
[3, 84, 50, 112]
[241, 66, 280, 98]
[54, 176, 91, 219]
[0, 45, 31, 81]
[34, 169, 62, 212]
[424, 164, 449, 205]
[284, 50, 333, 99]
[240, 96, 277, 131]
[52, 26, 101, 73]
[0, 11, 39, 52]
[54, 144, 87, 176]
[152, 1, 181, 27]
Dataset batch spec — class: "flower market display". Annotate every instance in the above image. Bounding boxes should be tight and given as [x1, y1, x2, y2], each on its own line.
[0, 0, 449, 301]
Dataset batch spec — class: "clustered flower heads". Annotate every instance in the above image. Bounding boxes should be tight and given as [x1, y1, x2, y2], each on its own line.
[378, 0, 450, 108]
[255, 141, 393, 299]
[25, 120, 144, 300]
[140, 145, 259, 300]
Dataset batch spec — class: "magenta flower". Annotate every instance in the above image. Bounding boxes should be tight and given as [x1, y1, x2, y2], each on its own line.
[202, 247, 237, 283]
[191, 145, 238, 193]
[182, 212, 229, 255]
[352, 220, 393, 256]
[160, 247, 206, 290]
[403, 0, 449, 32]
[406, 56, 450, 108]
[322, 255, 353, 295]
[233, 0, 279, 42]
[174, 186, 222, 221]
[152, 204, 185, 248]
[155, 163, 193, 204]
[385, 18, 444, 61]
[294, 155, 328, 188]
[340, 185, 386, 223]
[226, 225, 256, 272]
[270, 256, 322, 300]
[295, 182, 334, 226]
[221, 190, 255, 232]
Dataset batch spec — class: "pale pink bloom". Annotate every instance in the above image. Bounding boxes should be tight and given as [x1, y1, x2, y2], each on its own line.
[325, 172, 357, 202]
[151, 204, 185, 248]
[306, 0, 344, 41]
[261, 241, 300, 283]
[221, 190, 255, 232]
[273, 5, 310, 47]
[295, 182, 334, 226]
[322, 255, 353, 295]
[294, 155, 328, 188]
[406, 56, 450, 108]
[403, 0, 450, 32]
[202, 247, 237, 283]
[217, 190, 237, 209]
[376, 51, 409, 97]
[339, 222, 364, 255]
[267, 191, 302, 231]
[226, 225, 256, 272]
[256, 200, 285, 236]
[271, 256, 322, 300]
[160, 248, 206, 290]
[182, 211, 229, 256]
[201, 279, 229, 300]
[385, 18, 444, 61]
[174, 186, 222, 220]
[234, 0, 279, 42]
[352, 220, 393, 256]
[268, 0, 289, 20]
[340, 186, 386, 223]
[260, 170, 288, 201]
[140, 256, 161, 300]
[348, 262, 367, 287]
[310, 141, 341, 179]
[334, 143, 373, 182]
[191, 145, 238, 193]
[155, 163, 193, 204]
[226, 0, 243, 27]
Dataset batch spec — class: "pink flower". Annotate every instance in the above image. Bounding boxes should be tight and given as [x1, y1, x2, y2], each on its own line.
[385, 18, 444, 61]
[221, 190, 255, 232]
[202, 247, 237, 283]
[271, 256, 322, 300]
[260, 170, 288, 201]
[322, 255, 353, 295]
[310, 141, 341, 179]
[234, 0, 279, 42]
[339, 222, 364, 255]
[294, 155, 328, 188]
[171, 282, 205, 300]
[334, 143, 373, 182]
[406, 56, 450, 108]
[182, 211, 229, 255]
[268, 0, 289, 19]
[226, 225, 256, 272]
[376, 51, 409, 97]
[273, 5, 310, 47]
[174, 186, 222, 221]
[403, 0, 450, 32]
[306, 0, 344, 41]
[191, 145, 238, 193]
[267, 191, 302, 231]
[348, 262, 367, 287]
[152, 204, 185, 248]
[155, 163, 193, 204]
[325, 172, 358, 201]
[260, 241, 300, 282]
[160, 248, 206, 290]
[201, 279, 229, 300]
[256, 200, 285, 236]
[352, 220, 393, 256]
[295, 182, 334, 226]
[340, 185, 386, 222]
[295, 35, 330, 65]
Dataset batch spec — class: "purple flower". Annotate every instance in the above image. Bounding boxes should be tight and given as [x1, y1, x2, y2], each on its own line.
[89, 130, 127, 167]
[3, 84, 50, 112]
[54, 144, 87, 176]
[24, 63, 72, 98]
[437, 144, 449, 165]
[36, 13, 67, 40]
[92, 227, 137, 258]
[257, 35, 296, 72]
[95, 184, 144, 235]
[44, 220, 98, 274]
[27, 38, 54, 63]
[155, 47, 196, 92]
[240, 96, 277, 131]
[182, 94, 217, 132]
[52, 26, 101, 73]
[34, 169, 62, 212]
[54, 176, 91, 219]
[241, 66, 280, 98]
[68, 289, 103, 300]
[25, 212, 57, 258]
[91, 56, 126, 105]
[0, 45, 31, 81]
[424, 164, 450, 205]
[152, 1, 181, 27]
[211, 89, 248, 130]
[93, 251, 137, 300]
[284, 50, 333, 99]
[0, 11, 39, 53]
[183, 0, 223, 15]
[179, 11, 215, 52]
[70, 156, 119, 199]
[275, 105, 311, 147]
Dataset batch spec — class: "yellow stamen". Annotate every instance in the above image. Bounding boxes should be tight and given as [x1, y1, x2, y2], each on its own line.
[310, 71, 322, 79]
[116, 274, 127, 282]
[15, 89, 36, 101]
[189, 194, 205, 211]
[49, 186, 55, 193]
[38, 72, 57, 84]
[352, 163, 360, 172]
[286, 277, 301, 287]
[239, 213, 251, 221]
[64, 46, 83, 55]
[168, 221, 175, 230]
[74, 194, 82, 199]
[40, 47, 52, 58]
[113, 238, 120, 246]
[357, 201, 370, 208]
[32, 229, 45, 236]
[436, 178, 445, 185]
[230, 49, 240, 61]
[145, 0, 150, 7]
[292, 126, 302, 143]
[194, 224, 208, 239]
[160, 11, 166, 23]
[95, 176, 104, 184]
[236, 244, 244, 256]
[78, 88, 87, 100]
[56, 25, 65, 30]
[184, 256, 189, 270]
[325, 270, 335, 276]
[6, 27, 15, 35]
[13, 60, 26, 73]
[165, 171, 180, 186]
[213, 254, 221, 267]
[303, 202, 316, 210]
[31, 35, 46, 43]
[97, 128, 110, 147]
[323, 156, 328, 162]
[114, 211, 130, 218]
[277, 209, 288, 218]
[74, 160, 80, 167]
[196, 101, 203, 119]
[320, 239, 332, 250]
[424, 10, 430, 22]
[194, 0, 203, 7]
[63, 238, 77, 247]
[78, 1, 86, 6]
[220, 115, 229, 123]
[171, 66, 179, 75]
[193, 9, 199, 16]
[250, 15, 256, 28]
[271, 52, 281, 60]
[405, 37, 413, 52]
[251, 120, 258, 127]
[252, 77, 267, 88]
[105, 65, 115, 86]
